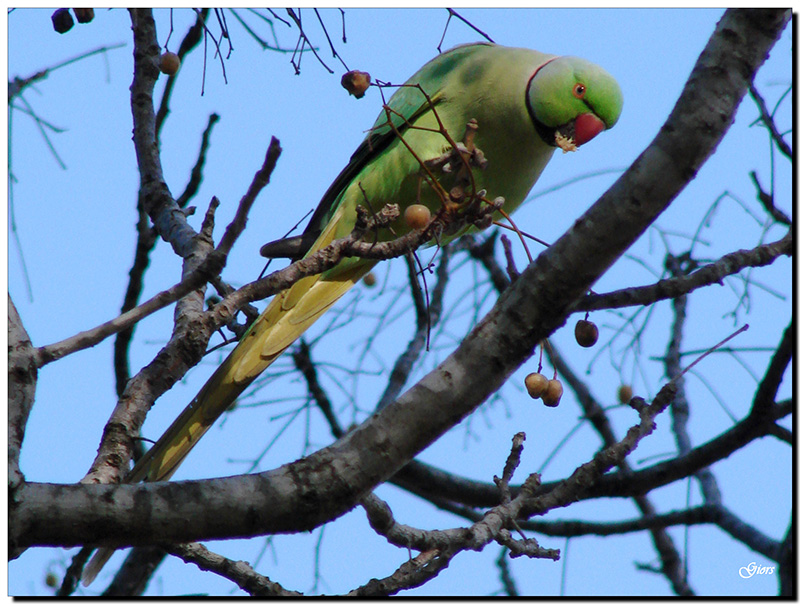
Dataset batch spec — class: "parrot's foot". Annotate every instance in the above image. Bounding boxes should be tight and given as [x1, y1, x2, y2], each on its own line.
[423, 118, 492, 218]
[423, 140, 488, 174]
[424, 118, 488, 176]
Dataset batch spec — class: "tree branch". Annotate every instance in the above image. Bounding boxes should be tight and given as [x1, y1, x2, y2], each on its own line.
[579, 231, 791, 312]
[748, 84, 792, 161]
[375, 247, 451, 411]
[129, 9, 197, 257]
[166, 542, 302, 596]
[547, 341, 693, 595]
[8, 296, 37, 492]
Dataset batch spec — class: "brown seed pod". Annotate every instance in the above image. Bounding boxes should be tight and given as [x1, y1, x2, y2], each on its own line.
[159, 51, 181, 76]
[575, 319, 599, 347]
[404, 204, 431, 230]
[524, 372, 548, 399]
[52, 8, 74, 34]
[362, 272, 377, 287]
[73, 8, 94, 23]
[542, 379, 563, 407]
[341, 70, 371, 99]
[618, 384, 633, 404]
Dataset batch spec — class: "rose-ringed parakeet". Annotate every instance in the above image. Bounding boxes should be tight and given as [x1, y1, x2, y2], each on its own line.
[83, 42, 622, 585]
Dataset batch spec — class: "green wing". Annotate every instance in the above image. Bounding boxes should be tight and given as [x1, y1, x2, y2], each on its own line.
[304, 43, 494, 236]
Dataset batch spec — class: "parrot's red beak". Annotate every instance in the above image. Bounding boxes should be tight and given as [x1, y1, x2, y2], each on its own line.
[573, 113, 606, 146]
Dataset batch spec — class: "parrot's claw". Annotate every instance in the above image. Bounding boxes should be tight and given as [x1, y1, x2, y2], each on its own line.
[424, 141, 488, 174]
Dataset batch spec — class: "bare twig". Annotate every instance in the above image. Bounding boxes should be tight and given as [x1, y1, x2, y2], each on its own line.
[437, 8, 494, 53]
[155, 9, 209, 138]
[313, 8, 348, 71]
[177, 113, 220, 207]
[376, 247, 451, 410]
[494, 432, 525, 503]
[217, 137, 282, 256]
[496, 548, 519, 596]
[664, 253, 722, 505]
[8, 42, 126, 101]
[286, 8, 333, 74]
[748, 84, 792, 160]
[191, 7, 229, 92]
[292, 339, 345, 439]
[579, 232, 791, 312]
[546, 340, 693, 595]
[166, 542, 302, 596]
[749, 170, 791, 226]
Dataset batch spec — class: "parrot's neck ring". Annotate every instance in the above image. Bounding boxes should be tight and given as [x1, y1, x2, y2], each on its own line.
[525, 56, 560, 147]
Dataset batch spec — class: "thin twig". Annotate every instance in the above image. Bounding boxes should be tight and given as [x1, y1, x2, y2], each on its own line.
[748, 84, 792, 160]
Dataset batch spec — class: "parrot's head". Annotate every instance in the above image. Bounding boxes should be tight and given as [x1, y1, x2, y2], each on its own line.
[526, 56, 623, 152]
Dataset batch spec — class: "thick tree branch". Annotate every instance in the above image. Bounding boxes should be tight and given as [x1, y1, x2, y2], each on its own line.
[81, 202, 220, 486]
[114, 113, 221, 397]
[8, 296, 37, 492]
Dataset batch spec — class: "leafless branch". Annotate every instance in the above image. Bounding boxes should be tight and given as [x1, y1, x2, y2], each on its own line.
[286, 8, 333, 74]
[155, 9, 209, 138]
[437, 8, 494, 53]
[749, 170, 791, 226]
[166, 542, 302, 596]
[748, 84, 792, 160]
[579, 232, 791, 312]
[375, 247, 451, 410]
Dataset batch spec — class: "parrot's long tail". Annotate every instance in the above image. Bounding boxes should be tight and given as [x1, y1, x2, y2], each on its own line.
[82, 256, 375, 587]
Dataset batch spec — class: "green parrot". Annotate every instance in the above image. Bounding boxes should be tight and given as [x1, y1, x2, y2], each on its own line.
[83, 42, 622, 585]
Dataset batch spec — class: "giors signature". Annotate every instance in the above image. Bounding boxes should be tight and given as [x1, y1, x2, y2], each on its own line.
[739, 562, 776, 578]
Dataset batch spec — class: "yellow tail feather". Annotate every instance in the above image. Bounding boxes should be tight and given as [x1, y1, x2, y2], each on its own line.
[83, 196, 377, 586]
[83, 257, 373, 587]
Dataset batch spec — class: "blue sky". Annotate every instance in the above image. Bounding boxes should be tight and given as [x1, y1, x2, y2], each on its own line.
[7, 8, 793, 596]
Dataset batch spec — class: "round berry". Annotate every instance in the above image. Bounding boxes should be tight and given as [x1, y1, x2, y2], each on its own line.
[362, 272, 377, 287]
[52, 8, 74, 33]
[160, 51, 181, 76]
[524, 372, 548, 398]
[73, 8, 94, 23]
[542, 379, 563, 407]
[575, 319, 599, 347]
[618, 384, 633, 404]
[404, 204, 431, 229]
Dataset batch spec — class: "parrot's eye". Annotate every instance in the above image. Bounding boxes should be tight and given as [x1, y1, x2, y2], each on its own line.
[573, 83, 587, 99]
